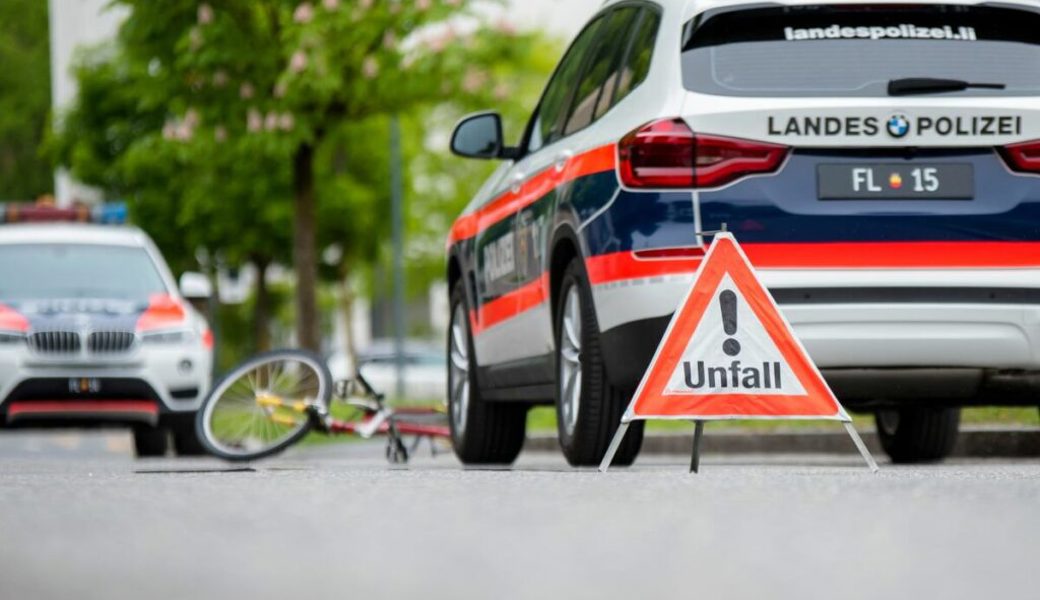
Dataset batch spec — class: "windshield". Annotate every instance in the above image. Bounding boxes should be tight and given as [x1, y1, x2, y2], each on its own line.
[682, 4, 1040, 97]
[0, 244, 168, 303]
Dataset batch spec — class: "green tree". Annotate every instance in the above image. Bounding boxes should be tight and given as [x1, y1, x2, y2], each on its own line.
[109, 0, 550, 352]
[51, 2, 562, 361]
[0, 0, 52, 200]
[49, 45, 294, 351]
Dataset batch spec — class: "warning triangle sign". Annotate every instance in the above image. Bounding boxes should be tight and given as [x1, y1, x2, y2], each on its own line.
[623, 232, 849, 422]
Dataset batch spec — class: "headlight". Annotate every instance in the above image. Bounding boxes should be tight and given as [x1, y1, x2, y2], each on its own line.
[0, 331, 25, 345]
[140, 329, 196, 345]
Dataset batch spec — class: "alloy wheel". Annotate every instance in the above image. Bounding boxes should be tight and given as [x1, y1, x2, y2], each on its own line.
[448, 302, 471, 435]
[559, 285, 583, 437]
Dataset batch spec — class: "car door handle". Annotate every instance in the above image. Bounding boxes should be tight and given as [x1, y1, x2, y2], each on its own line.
[554, 150, 574, 173]
[510, 173, 525, 195]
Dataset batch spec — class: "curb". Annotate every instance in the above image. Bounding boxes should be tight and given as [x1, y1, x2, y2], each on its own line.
[525, 427, 1040, 458]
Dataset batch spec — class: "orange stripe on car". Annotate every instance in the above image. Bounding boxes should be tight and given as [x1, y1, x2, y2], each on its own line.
[470, 274, 549, 335]
[447, 144, 617, 247]
[467, 241, 1040, 335]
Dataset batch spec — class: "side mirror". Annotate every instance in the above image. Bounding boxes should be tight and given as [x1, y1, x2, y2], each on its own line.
[179, 272, 213, 301]
[450, 112, 516, 160]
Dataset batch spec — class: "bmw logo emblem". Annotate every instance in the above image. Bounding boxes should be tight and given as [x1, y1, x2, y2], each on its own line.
[887, 115, 910, 138]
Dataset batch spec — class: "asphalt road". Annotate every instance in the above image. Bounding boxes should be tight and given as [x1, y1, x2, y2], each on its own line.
[1, 431, 1037, 600]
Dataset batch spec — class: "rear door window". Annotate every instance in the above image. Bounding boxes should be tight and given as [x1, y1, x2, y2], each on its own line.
[528, 17, 605, 152]
[682, 4, 1040, 97]
[613, 8, 660, 106]
[564, 7, 641, 136]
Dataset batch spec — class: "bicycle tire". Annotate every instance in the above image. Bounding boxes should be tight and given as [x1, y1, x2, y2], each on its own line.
[196, 349, 332, 461]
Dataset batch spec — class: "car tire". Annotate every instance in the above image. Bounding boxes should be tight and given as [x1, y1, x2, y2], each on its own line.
[447, 279, 527, 465]
[133, 427, 169, 458]
[875, 407, 960, 464]
[555, 259, 644, 467]
[172, 423, 207, 456]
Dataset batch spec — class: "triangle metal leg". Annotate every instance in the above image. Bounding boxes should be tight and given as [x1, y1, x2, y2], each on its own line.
[690, 421, 705, 473]
[843, 421, 880, 473]
[598, 422, 630, 472]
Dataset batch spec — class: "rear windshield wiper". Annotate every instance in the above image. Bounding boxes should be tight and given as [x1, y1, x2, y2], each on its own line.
[888, 77, 1006, 96]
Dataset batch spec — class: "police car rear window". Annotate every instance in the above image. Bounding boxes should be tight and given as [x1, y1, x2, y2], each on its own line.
[682, 4, 1040, 97]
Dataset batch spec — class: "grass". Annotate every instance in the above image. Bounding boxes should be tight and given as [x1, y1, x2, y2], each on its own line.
[526, 405, 1040, 434]
[960, 406, 1040, 425]
[288, 402, 1039, 448]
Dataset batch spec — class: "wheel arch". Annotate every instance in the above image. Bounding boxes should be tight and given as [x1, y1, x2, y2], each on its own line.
[447, 253, 463, 295]
[549, 225, 584, 335]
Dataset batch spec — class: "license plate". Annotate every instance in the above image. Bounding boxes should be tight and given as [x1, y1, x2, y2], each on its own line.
[68, 378, 101, 394]
[817, 164, 974, 200]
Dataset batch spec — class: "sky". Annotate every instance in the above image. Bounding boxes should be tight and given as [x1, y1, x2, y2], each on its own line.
[503, 0, 602, 39]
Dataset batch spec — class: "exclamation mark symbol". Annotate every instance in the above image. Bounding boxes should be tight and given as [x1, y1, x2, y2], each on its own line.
[720, 290, 741, 357]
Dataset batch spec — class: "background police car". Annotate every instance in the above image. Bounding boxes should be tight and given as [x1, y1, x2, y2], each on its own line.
[445, 0, 1040, 466]
[0, 220, 213, 456]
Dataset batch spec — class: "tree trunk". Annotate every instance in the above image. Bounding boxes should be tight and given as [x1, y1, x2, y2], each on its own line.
[252, 258, 271, 353]
[292, 143, 320, 352]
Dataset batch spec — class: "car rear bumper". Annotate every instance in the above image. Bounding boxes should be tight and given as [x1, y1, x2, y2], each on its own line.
[601, 313, 1040, 406]
[780, 302, 1040, 368]
[594, 268, 1040, 400]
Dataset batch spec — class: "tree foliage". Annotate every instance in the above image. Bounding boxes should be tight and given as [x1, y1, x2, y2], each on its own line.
[50, 0, 561, 351]
[0, 0, 52, 200]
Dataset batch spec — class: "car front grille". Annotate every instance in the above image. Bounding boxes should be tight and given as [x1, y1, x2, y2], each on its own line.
[27, 330, 138, 356]
[87, 331, 137, 354]
[28, 331, 81, 355]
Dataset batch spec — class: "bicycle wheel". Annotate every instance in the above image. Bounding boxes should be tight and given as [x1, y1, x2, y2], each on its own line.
[196, 349, 332, 461]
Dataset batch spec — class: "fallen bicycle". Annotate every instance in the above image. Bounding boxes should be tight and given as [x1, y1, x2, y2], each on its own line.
[195, 350, 450, 463]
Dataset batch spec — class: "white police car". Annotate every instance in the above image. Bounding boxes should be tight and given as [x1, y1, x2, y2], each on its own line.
[446, 0, 1040, 465]
[0, 219, 213, 456]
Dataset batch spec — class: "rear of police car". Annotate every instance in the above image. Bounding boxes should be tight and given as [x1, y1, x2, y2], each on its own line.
[641, 1, 1040, 461]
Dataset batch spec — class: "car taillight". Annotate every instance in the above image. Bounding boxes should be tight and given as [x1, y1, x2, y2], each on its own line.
[618, 119, 696, 188]
[618, 118, 789, 189]
[1000, 139, 1040, 174]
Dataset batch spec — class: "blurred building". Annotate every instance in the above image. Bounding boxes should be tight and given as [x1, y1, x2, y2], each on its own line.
[49, 0, 127, 207]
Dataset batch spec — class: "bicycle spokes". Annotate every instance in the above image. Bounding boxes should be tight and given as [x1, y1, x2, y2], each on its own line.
[203, 355, 327, 456]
